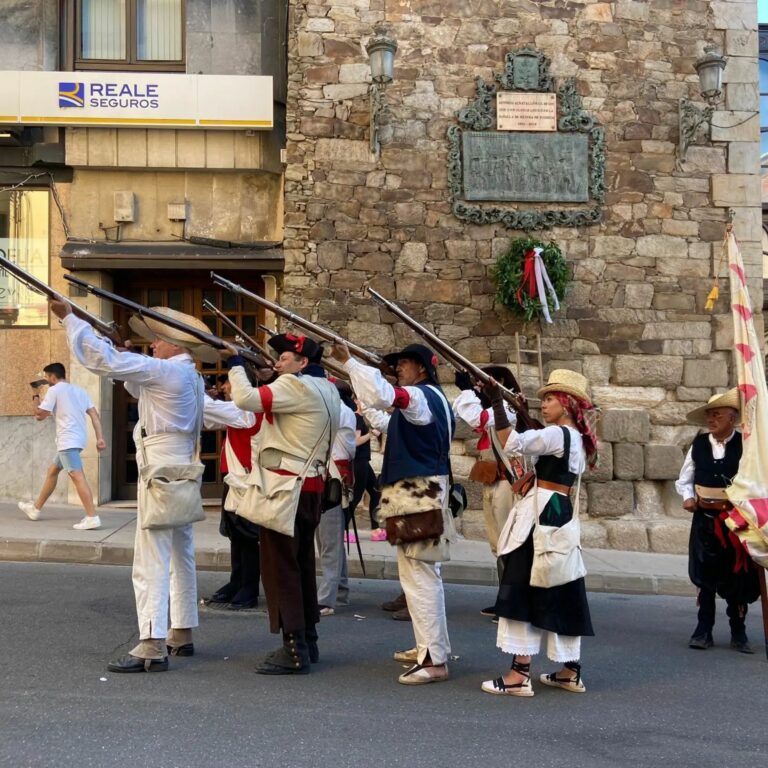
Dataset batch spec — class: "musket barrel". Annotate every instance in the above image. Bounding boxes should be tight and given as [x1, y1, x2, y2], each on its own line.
[0, 254, 121, 344]
[366, 285, 538, 423]
[63, 275, 265, 367]
[211, 271, 384, 366]
[202, 299, 274, 367]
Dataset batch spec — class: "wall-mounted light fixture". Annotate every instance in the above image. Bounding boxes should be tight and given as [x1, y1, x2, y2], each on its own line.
[366, 27, 398, 157]
[678, 45, 727, 162]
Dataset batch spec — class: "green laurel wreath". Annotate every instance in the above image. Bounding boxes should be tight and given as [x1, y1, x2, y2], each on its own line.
[490, 237, 569, 321]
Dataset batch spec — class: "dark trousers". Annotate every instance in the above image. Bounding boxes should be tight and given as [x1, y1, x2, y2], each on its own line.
[259, 490, 323, 634]
[696, 587, 748, 637]
[228, 533, 260, 604]
[348, 460, 381, 529]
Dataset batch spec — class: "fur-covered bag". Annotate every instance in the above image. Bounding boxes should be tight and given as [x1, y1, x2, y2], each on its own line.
[378, 477, 445, 545]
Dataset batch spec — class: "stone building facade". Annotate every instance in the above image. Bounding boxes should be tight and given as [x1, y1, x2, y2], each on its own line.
[0, 0, 287, 505]
[283, 0, 762, 552]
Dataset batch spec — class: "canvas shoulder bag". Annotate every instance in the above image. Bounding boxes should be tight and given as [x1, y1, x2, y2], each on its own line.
[223, 437, 249, 512]
[237, 377, 333, 536]
[529, 431, 586, 588]
[137, 376, 206, 530]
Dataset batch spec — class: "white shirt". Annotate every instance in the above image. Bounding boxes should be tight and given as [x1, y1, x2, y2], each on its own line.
[342, 358, 438, 434]
[63, 315, 202, 436]
[675, 430, 737, 501]
[332, 402, 357, 462]
[203, 395, 256, 430]
[452, 389, 517, 431]
[38, 381, 94, 451]
[504, 424, 586, 474]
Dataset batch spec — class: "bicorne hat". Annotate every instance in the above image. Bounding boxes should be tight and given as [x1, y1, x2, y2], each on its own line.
[267, 332, 322, 362]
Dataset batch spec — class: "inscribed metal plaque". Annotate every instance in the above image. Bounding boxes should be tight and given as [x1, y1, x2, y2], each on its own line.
[497, 92, 556, 131]
[461, 132, 589, 202]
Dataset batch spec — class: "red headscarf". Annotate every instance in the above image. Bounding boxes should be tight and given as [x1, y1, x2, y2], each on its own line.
[552, 392, 600, 469]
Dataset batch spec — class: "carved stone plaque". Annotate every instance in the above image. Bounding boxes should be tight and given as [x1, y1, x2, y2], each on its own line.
[461, 132, 589, 203]
[497, 92, 556, 131]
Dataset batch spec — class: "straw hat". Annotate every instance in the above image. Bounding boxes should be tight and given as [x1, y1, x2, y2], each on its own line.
[129, 307, 220, 363]
[686, 388, 741, 426]
[537, 369, 592, 405]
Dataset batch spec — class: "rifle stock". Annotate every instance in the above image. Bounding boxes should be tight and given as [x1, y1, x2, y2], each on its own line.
[0, 253, 122, 345]
[63, 275, 267, 367]
[366, 286, 543, 430]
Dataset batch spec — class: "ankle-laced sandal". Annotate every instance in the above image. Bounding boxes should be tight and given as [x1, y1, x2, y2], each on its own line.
[481, 655, 534, 697]
[540, 661, 586, 693]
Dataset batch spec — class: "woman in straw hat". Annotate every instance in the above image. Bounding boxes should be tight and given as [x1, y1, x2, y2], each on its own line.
[50, 299, 219, 673]
[675, 389, 760, 653]
[480, 369, 599, 697]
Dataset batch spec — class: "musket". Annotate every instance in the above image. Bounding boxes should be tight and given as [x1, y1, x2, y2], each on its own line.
[366, 286, 543, 430]
[63, 275, 269, 367]
[211, 272, 388, 369]
[257, 322, 350, 382]
[202, 299, 275, 368]
[0, 251, 122, 345]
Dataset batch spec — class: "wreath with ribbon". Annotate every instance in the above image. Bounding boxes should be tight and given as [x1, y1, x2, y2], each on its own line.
[491, 238, 569, 323]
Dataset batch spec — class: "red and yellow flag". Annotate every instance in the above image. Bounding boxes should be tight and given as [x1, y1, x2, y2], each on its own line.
[724, 226, 768, 568]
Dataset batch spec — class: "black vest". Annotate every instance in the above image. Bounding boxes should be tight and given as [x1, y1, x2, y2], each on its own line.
[691, 432, 742, 488]
[535, 426, 578, 487]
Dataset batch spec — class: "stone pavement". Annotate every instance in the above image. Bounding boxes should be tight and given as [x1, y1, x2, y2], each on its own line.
[0, 500, 694, 597]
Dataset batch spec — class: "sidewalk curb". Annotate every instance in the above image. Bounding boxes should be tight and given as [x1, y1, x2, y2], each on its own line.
[0, 537, 696, 597]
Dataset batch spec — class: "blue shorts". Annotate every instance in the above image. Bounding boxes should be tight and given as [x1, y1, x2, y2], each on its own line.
[54, 449, 84, 472]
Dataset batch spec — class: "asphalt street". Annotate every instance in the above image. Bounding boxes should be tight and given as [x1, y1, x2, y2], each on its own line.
[1, 561, 766, 768]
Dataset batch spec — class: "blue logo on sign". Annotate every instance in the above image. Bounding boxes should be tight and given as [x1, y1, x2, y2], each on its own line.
[59, 82, 85, 108]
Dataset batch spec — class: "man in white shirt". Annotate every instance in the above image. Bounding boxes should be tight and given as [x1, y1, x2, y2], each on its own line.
[51, 299, 216, 673]
[19, 362, 106, 530]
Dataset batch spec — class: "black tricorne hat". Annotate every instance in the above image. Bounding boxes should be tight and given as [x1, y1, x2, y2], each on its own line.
[268, 332, 322, 362]
[383, 343, 440, 384]
[482, 365, 520, 393]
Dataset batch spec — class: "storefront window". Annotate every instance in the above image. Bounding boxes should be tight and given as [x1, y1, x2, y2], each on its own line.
[0, 190, 50, 327]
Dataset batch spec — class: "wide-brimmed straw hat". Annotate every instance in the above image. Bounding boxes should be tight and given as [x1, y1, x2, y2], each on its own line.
[686, 388, 741, 426]
[129, 308, 220, 363]
[537, 369, 592, 405]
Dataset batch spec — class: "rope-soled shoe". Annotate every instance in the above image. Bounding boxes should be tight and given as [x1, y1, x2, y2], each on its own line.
[481, 656, 533, 697]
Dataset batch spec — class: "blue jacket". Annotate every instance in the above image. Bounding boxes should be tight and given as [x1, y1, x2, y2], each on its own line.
[380, 383, 454, 486]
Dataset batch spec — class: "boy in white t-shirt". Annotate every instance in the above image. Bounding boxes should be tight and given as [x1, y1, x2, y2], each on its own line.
[18, 362, 106, 530]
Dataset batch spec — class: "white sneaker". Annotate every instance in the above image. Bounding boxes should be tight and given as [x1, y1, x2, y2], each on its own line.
[73, 515, 101, 530]
[319, 606, 335, 617]
[18, 501, 41, 521]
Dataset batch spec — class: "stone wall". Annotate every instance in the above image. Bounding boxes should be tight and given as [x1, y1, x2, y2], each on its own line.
[283, 0, 762, 553]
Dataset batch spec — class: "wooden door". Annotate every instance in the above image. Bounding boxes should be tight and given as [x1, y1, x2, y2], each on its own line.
[110, 272, 265, 500]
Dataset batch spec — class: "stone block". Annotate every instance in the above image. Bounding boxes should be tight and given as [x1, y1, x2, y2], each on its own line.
[725, 29, 758, 57]
[581, 521, 608, 549]
[635, 234, 687, 259]
[726, 83, 759, 112]
[710, 112, 760, 143]
[642, 322, 711, 340]
[614, 356, 683, 388]
[633, 480, 663, 519]
[396, 277, 469, 305]
[316, 241, 347, 270]
[680, 147, 726, 175]
[582, 356, 612, 386]
[604, 520, 649, 552]
[297, 32, 323, 57]
[676, 387, 710, 402]
[644, 445, 684, 480]
[116, 128, 148, 167]
[713, 2, 756, 31]
[587, 481, 635, 518]
[683, 358, 728, 388]
[623, 283, 654, 309]
[613, 443, 644, 480]
[711, 174, 761, 208]
[600, 410, 651, 443]
[323, 83, 369, 100]
[662, 479, 691, 518]
[592, 386, 666, 409]
[647, 520, 690, 554]
[315, 138, 371, 165]
[589, 442, 614, 482]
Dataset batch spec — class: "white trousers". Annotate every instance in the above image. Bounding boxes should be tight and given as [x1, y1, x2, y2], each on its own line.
[397, 547, 451, 665]
[497, 617, 581, 663]
[134, 430, 199, 640]
[484, 480, 514, 557]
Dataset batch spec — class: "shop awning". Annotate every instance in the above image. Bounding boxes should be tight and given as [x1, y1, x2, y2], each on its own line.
[60, 240, 284, 271]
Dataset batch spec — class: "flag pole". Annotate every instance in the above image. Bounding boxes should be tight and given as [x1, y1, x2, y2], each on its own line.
[759, 568, 768, 661]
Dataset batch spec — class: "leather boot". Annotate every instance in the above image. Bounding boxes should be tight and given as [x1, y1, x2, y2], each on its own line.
[108, 638, 168, 673]
[306, 626, 319, 664]
[256, 631, 311, 675]
[381, 591, 407, 612]
[727, 603, 754, 653]
[167, 627, 195, 657]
